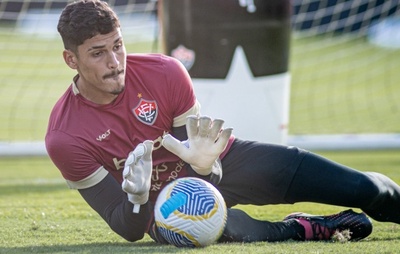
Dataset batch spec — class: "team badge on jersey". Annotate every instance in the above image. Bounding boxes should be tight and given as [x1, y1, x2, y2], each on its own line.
[133, 99, 158, 125]
[171, 44, 195, 71]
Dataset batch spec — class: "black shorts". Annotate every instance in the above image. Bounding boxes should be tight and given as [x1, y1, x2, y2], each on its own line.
[218, 139, 307, 207]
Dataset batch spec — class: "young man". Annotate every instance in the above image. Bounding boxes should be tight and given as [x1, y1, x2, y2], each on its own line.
[46, 0, 399, 244]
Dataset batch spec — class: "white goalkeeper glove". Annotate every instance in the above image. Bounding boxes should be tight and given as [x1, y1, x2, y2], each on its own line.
[121, 140, 154, 213]
[162, 115, 232, 176]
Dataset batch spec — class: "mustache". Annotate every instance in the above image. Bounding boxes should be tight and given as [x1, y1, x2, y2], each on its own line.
[103, 69, 124, 79]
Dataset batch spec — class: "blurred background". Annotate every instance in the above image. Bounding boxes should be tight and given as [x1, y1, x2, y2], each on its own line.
[0, 0, 399, 156]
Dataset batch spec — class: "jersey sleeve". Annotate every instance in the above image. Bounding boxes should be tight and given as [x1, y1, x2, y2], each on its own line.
[45, 130, 108, 189]
[163, 55, 201, 127]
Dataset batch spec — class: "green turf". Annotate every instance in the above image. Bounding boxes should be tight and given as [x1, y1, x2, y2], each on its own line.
[289, 34, 400, 134]
[1, 150, 400, 253]
[1, 31, 400, 141]
[0, 32, 155, 141]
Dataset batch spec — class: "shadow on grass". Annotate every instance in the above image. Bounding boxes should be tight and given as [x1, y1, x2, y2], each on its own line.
[0, 241, 193, 253]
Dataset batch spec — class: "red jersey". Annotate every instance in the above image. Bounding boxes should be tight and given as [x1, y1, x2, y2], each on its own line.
[46, 54, 221, 201]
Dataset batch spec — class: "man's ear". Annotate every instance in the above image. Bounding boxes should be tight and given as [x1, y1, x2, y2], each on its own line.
[63, 49, 78, 70]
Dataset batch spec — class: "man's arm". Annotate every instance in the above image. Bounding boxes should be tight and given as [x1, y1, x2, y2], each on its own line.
[78, 173, 153, 242]
[171, 125, 188, 141]
[46, 132, 154, 241]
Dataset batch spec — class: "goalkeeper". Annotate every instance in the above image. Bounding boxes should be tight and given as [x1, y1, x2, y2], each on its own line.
[46, 0, 400, 244]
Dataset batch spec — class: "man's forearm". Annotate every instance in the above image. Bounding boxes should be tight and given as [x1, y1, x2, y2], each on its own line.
[78, 173, 152, 242]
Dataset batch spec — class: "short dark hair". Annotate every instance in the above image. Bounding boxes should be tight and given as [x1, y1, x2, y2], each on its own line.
[57, 0, 120, 53]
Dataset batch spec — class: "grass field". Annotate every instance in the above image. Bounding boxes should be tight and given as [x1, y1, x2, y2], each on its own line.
[1, 150, 400, 253]
[0, 31, 156, 141]
[1, 29, 400, 141]
[290, 34, 400, 135]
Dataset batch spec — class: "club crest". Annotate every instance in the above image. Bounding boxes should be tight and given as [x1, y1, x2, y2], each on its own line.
[133, 99, 158, 125]
[171, 44, 195, 71]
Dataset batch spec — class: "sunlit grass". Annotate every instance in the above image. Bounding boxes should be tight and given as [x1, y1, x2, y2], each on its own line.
[1, 151, 400, 253]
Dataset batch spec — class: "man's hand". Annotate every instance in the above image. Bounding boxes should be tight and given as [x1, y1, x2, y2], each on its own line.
[121, 140, 154, 213]
[162, 115, 232, 176]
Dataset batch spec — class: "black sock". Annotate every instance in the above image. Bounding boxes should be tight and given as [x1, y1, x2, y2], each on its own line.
[219, 209, 305, 243]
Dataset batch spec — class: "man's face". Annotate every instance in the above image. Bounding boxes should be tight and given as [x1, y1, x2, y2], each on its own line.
[66, 28, 127, 104]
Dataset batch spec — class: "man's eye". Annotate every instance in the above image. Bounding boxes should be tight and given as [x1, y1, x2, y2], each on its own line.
[115, 44, 123, 51]
[93, 51, 103, 57]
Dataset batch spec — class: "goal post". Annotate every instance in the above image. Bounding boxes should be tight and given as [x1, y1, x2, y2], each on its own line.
[287, 0, 400, 150]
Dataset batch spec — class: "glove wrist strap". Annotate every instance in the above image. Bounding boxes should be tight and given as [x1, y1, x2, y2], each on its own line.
[190, 159, 223, 185]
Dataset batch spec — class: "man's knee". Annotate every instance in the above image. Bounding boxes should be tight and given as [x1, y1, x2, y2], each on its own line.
[361, 172, 400, 223]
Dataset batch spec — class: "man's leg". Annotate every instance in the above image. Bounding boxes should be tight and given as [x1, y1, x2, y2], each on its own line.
[285, 152, 400, 224]
[219, 208, 304, 242]
[219, 208, 372, 242]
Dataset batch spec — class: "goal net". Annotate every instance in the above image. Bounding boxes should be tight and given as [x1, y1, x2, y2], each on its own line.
[288, 0, 400, 150]
[0, 0, 158, 156]
[0, 0, 399, 156]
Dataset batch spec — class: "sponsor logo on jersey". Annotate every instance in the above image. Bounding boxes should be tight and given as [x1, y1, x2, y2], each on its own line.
[171, 44, 195, 71]
[96, 129, 111, 141]
[133, 99, 158, 125]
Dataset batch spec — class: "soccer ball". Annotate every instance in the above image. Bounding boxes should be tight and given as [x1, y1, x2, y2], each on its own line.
[154, 177, 227, 247]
